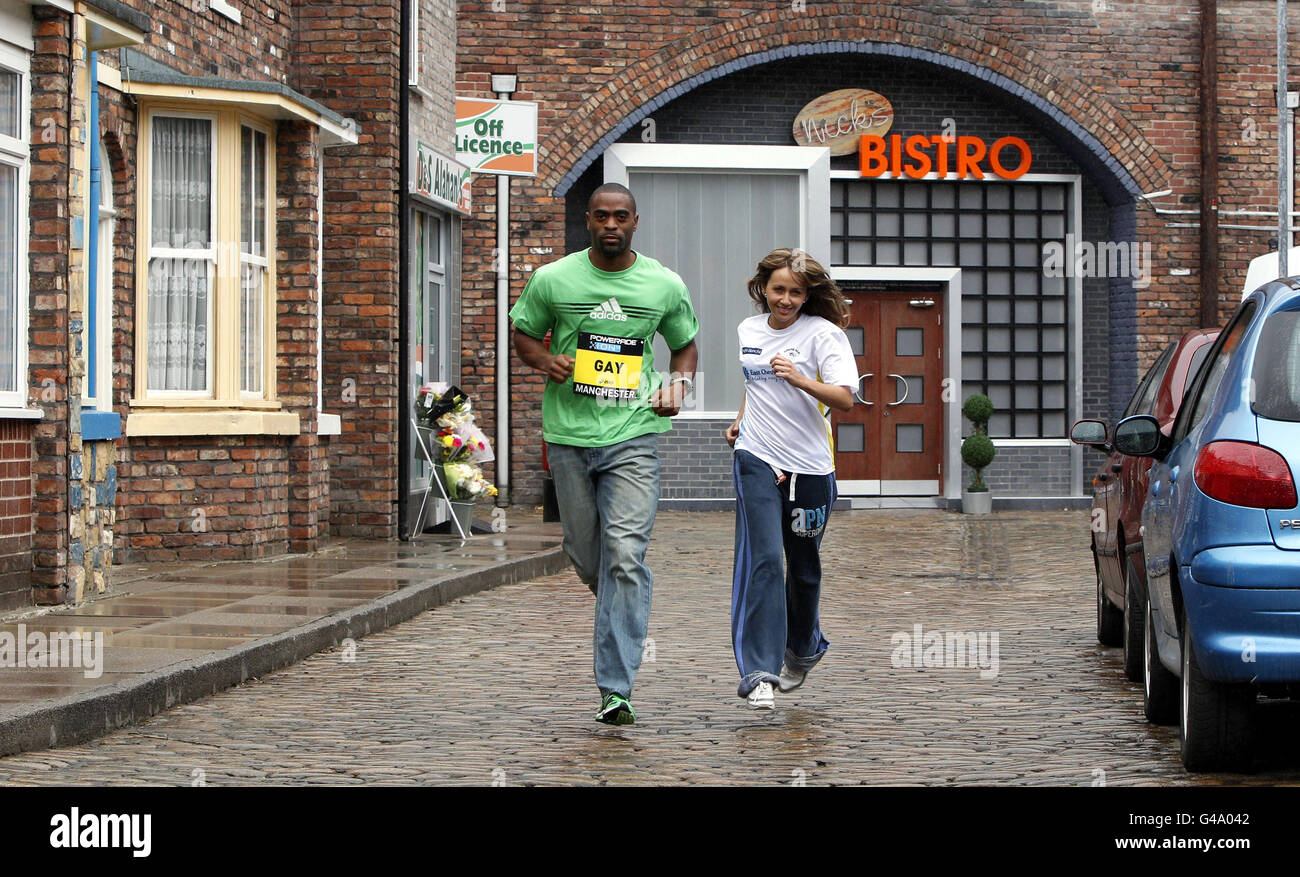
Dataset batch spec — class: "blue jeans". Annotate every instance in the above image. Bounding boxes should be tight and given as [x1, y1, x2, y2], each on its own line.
[731, 449, 833, 697]
[547, 434, 659, 699]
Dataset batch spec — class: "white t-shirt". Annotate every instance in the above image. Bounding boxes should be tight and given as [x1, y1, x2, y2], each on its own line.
[733, 313, 859, 475]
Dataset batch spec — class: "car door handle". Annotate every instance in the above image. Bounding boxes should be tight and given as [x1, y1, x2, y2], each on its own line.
[1170, 466, 1179, 483]
[1151, 480, 1161, 497]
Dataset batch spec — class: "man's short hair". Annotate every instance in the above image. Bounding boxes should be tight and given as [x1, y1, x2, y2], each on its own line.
[588, 182, 637, 213]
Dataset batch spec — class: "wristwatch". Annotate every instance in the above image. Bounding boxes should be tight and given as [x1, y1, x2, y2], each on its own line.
[669, 376, 695, 392]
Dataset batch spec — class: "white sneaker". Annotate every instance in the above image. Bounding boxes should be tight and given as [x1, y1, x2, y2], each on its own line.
[777, 663, 806, 692]
[746, 680, 775, 709]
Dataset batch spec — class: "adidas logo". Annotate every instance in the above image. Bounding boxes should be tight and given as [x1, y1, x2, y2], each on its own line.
[588, 298, 628, 321]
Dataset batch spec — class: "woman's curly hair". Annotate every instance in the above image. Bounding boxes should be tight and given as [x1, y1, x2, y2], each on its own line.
[746, 248, 849, 328]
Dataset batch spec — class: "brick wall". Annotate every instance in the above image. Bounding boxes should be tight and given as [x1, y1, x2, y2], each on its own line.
[277, 120, 330, 552]
[116, 438, 290, 562]
[459, 1, 1294, 504]
[0, 421, 34, 610]
[29, 7, 72, 602]
[971, 445, 1072, 497]
[68, 439, 116, 602]
[659, 420, 735, 500]
[410, 0, 456, 147]
[294, 0, 403, 539]
[99, 0, 295, 85]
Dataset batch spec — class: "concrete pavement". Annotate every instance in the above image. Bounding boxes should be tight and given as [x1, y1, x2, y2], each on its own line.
[0, 511, 566, 756]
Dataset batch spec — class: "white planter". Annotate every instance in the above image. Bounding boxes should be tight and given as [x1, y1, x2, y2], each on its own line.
[961, 488, 992, 515]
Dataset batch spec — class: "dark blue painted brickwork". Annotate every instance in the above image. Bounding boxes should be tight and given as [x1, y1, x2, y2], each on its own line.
[660, 419, 736, 500]
[965, 445, 1072, 495]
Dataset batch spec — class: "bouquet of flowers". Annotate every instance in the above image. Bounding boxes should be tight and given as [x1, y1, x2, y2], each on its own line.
[417, 382, 498, 501]
[442, 460, 499, 501]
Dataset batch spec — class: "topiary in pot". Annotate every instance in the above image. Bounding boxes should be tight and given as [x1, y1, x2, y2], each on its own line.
[961, 393, 996, 492]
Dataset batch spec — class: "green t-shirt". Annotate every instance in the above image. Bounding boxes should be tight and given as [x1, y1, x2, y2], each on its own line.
[510, 249, 699, 447]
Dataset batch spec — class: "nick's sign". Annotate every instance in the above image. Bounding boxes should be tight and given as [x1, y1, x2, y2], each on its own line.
[791, 88, 893, 156]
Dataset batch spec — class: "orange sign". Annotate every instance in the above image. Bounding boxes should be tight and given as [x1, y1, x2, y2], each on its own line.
[859, 134, 1033, 180]
[792, 88, 893, 156]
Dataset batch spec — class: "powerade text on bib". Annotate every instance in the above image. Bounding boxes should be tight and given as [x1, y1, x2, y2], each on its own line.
[573, 332, 644, 400]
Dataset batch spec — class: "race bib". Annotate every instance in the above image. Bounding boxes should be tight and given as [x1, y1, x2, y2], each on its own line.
[572, 332, 644, 400]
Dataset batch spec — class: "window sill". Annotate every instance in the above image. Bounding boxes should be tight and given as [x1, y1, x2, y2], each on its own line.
[126, 410, 300, 437]
[317, 412, 341, 436]
[81, 411, 122, 440]
[0, 408, 44, 421]
[128, 397, 284, 410]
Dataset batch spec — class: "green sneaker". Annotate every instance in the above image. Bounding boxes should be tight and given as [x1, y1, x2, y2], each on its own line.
[595, 693, 635, 725]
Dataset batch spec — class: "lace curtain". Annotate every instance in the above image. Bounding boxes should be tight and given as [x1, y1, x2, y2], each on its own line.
[147, 116, 211, 392]
[240, 126, 266, 395]
[0, 69, 16, 137]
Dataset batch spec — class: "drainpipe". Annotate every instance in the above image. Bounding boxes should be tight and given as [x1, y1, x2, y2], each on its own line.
[1199, 0, 1219, 326]
[1279, 0, 1291, 277]
[491, 77, 517, 506]
[495, 169, 510, 506]
[397, 0, 411, 537]
[88, 50, 99, 398]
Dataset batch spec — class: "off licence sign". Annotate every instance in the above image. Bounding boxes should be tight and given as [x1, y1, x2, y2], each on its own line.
[455, 97, 538, 177]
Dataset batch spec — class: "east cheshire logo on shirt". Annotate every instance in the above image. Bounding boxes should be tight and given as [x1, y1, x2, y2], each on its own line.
[588, 297, 628, 321]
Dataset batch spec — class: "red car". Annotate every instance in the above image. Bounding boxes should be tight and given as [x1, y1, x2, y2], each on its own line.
[1070, 328, 1218, 681]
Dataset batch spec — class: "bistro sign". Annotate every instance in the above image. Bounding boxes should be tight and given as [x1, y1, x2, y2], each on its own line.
[413, 141, 471, 214]
[791, 88, 893, 156]
[859, 134, 1033, 180]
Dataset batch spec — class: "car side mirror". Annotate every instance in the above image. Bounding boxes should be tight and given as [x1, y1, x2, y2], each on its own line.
[1113, 414, 1165, 458]
[1069, 419, 1110, 449]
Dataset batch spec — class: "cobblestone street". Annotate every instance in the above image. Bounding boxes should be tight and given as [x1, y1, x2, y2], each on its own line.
[0, 510, 1296, 786]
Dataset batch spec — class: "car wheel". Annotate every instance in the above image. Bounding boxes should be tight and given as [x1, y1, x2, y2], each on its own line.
[1121, 557, 1144, 681]
[1096, 547, 1122, 647]
[1142, 591, 1178, 724]
[1179, 605, 1255, 772]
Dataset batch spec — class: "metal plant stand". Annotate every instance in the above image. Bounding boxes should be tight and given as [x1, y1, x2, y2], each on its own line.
[411, 418, 469, 539]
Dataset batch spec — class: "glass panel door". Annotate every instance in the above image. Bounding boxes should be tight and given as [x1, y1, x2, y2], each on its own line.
[407, 209, 451, 536]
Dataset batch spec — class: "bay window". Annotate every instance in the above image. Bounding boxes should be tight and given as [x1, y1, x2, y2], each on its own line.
[136, 106, 274, 407]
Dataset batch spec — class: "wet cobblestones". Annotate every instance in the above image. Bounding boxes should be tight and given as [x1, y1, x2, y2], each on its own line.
[0, 510, 1296, 786]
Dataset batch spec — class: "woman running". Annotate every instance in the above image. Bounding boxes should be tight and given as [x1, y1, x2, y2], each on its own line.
[725, 248, 857, 709]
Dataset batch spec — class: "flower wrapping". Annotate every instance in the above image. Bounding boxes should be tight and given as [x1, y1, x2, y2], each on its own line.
[418, 382, 498, 502]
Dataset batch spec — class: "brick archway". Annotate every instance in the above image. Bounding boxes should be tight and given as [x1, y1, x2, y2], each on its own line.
[546, 3, 1167, 203]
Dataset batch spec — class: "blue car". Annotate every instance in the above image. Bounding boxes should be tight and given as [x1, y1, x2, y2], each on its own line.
[1114, 279, 1300, 771]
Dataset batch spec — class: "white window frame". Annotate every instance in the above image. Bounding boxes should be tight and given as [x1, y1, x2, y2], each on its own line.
[135, 104, 278, 410]
[209, 0, 242, 25]
[408, 0, 420, 87]
[604, 143, 831, 418]
[239, 119, 271, 400]
[0, 41, 30, 411]
[85, 134, 115, 411]
[142, 109, 217, 399]
[827, 169, 1085, 498]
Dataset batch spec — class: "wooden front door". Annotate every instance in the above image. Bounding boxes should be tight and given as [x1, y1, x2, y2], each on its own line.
[832, 287, 945, 495]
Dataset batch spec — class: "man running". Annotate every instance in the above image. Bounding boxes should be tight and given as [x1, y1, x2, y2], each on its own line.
[511, 183, 699, 725]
